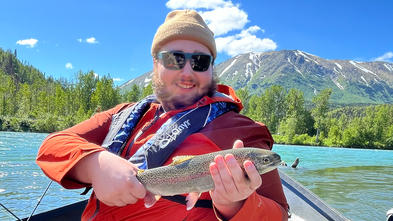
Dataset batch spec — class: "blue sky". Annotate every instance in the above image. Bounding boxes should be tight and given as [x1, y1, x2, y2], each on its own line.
[1, 0, 392, 85]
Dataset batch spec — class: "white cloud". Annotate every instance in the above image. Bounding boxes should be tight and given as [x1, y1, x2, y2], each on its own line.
[216, 26, 277, 56]
[77, 37, 98, 44]
[164, 0, 277, 57]
[113, 78, 122, 82]
[200, 6, 248, 36]
[374, 52, 393, 62]
[65, 62, 73, 69]
[86, 37, 98, 44]
[16, 38, 38, 48]
[166, 0, 229, 10]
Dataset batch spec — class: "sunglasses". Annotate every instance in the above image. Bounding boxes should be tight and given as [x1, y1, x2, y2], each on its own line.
[156, 51, 213, 72]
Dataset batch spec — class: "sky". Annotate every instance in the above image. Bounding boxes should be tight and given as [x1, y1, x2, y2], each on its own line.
[1, 0, 393, 85]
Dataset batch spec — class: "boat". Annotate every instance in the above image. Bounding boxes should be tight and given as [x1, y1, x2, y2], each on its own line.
[279, 170, 349, 221]
[20, 170, 349, 221]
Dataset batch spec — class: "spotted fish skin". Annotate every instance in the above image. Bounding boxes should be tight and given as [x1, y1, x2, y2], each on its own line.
[136, 147, 281, 196]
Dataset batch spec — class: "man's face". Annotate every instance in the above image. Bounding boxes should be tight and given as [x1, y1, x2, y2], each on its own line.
[153, 40, 215, 111]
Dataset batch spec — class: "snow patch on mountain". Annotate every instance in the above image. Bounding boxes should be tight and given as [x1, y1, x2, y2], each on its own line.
[144, 77, 151, 87]
[349, 61, 381, 80]
[361, 76, 369, 86]
[331, 77, 344, 90]
[124, 79, 134, 87]
[335, 62, 342, 70]
[287, 57, 304, 77]
[245, 63, 254, 78]
[384, 63, 393, 72]
[334, 67, 346, 79]
[295, 50, 319, 65]
[220, 58, 237, 78]
[249, 52, 263, 67]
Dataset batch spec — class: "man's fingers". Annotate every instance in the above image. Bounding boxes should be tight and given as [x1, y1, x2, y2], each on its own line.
[244, 160, 262, 189]
[209, 161, 227, 196]
[215, 155, 237, 193]
[233, 139, 244, 149]
[225, 154, 244, 183]
[225, 154, 250, 192]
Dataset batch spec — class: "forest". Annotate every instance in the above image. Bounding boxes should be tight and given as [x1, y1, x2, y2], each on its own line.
[1, 48, 392, 149]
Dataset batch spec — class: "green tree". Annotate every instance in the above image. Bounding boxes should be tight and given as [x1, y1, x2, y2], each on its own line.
[124, 84, 141, 102]
[260, 85, 287, 133]
[142, 83, 153, 98]
[75, 71, 98, 113]
[0, 72, 13, 115]
[247, 94, 263, 121]
[311, 88, 332, 143]
[236, 88, 251, 115]
[285, 88, 308, 134]
[278, 117, 297, 143]
[91, 75, 120, 111]
[16, 83, 32, 117]
[53, 83, 67, 116]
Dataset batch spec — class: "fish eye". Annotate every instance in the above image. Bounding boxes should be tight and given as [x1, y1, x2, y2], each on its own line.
[263, 158, 270, 164]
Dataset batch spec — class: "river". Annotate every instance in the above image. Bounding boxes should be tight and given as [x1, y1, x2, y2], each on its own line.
[1, 131, 392, 220]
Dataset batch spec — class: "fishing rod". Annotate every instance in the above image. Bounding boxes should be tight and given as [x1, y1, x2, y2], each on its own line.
[0, 202, 21, 220]
[0, 180, 53, 221]
[26, 180, 53, 221]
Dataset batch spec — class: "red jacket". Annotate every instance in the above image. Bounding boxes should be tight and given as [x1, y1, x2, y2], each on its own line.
[37, 85, 288, 221]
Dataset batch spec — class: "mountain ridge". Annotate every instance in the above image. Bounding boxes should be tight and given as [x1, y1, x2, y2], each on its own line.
[120, 49, 393, 104]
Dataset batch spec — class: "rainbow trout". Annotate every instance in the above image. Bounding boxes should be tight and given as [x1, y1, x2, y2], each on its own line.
[136, 147, 281, 196]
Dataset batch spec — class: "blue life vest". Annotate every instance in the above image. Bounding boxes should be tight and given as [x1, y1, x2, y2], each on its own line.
[102, 93, 238, 169]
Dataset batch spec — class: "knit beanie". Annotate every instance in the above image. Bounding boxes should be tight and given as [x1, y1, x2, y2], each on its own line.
[151, 9, 217, 59]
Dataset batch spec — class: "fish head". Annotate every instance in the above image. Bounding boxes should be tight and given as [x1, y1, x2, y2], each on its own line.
[251, 149, 281, 174]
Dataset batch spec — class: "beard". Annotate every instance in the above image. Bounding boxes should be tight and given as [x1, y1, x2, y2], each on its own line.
[152, 72, 218, 110]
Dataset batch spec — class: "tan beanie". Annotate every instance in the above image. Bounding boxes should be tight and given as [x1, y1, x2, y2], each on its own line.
[151, 9, 216, 59]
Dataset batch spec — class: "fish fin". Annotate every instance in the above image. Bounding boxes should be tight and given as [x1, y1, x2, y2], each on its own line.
[185, 192, 201, 210]
[170, 155, 195, 165]
[137, 169, 145, 175]
[144, 192, 161, 208]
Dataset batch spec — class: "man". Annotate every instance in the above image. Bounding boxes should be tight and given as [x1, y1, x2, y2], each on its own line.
[37, 9, 288, 220]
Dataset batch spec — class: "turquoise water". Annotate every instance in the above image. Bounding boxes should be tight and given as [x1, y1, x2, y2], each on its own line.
[0, 132, 88, 220]
[1, 131, 393, 220]
[275, 145, 393, 221]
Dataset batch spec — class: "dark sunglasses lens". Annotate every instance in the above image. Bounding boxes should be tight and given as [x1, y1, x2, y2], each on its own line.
[191, 55, 211, 72]
[159, 51, 211, 72]
[162, 52, 185, 70]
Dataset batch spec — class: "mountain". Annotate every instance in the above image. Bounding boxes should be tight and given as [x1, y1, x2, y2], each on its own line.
[119, 50, 393, 104]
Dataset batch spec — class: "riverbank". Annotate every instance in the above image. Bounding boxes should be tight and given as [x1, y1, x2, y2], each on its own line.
[1, 115, 392, 150]
[273, 134, 393, 150]
[0, 115, 76, 133]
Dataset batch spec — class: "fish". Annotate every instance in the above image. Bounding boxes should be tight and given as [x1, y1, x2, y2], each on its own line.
[136, 147, 281, 210]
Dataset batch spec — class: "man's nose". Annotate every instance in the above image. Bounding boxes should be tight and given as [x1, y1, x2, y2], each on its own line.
[181, 59, 194, 74]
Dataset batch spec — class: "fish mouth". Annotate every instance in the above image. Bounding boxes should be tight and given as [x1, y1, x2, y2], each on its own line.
[258, 161, 280, 174]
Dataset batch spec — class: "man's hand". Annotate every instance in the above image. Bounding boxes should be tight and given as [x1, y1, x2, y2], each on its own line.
[69, 151, 147, 207]
[209, 140, 263, 219]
